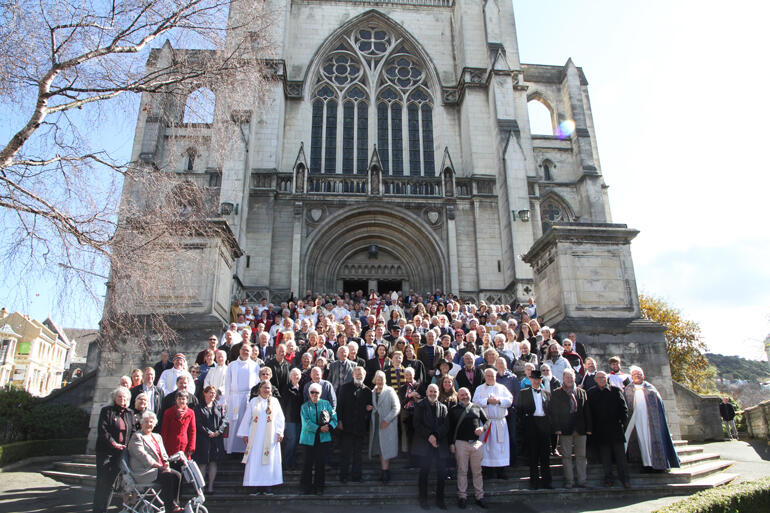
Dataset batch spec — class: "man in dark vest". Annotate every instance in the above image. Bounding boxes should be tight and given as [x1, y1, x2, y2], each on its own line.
[413, 384, 450, 510]
[336, 366, 372, 482]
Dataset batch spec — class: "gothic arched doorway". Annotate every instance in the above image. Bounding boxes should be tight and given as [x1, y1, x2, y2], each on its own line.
[302, 206, 446, 295]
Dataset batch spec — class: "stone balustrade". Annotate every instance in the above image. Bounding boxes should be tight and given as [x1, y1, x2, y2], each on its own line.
[743, 399, 770, 439]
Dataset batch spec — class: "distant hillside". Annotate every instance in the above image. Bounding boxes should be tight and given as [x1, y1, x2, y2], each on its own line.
[707, 353, 770, 381]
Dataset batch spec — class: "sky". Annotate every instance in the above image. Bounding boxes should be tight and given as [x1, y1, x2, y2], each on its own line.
[512, 1, 770, 359]
[1, 1, 768, 360]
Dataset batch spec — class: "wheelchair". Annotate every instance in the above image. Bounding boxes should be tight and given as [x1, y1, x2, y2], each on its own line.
[110, 451, 208, 513]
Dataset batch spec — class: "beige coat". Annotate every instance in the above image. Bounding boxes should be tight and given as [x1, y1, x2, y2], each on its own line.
[128, 431, 169, 485]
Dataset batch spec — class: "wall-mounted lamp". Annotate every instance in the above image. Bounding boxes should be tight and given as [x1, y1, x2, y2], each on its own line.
[220, 202, 238, 215]
[512, 209, 530, 222]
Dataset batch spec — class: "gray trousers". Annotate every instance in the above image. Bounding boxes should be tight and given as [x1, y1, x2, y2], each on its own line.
[558, 433, 587, 486]
[723, 419, 738, 438]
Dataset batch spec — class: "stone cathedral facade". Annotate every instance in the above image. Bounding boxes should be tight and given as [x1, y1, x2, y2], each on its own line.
[91, 1, 686, 445]
[130, 0, 611, 307]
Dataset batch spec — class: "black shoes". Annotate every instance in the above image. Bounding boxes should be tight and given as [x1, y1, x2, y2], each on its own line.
[458, 498, 467, 509]
[475, 498, 488, 509]
[436, 500, 447, 510]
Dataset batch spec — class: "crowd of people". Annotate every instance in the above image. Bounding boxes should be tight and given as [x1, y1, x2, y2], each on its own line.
[94, 289, 680, 512]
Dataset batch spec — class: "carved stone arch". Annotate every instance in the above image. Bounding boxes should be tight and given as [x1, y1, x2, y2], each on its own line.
[540, 158, 556, 181]
[526, 91, 558, 134]
[302, 10, 443, 102]
[302, 204, 448, 294]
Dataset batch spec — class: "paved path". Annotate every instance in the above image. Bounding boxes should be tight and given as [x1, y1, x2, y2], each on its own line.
[1, 440, 768, 513]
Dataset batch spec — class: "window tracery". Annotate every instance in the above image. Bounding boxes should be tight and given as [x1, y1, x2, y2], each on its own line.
[310, 25, 435, 177]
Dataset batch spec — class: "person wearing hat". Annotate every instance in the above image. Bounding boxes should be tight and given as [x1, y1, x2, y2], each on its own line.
[158, 354, 195, 397]
[517, 369, 552, 489]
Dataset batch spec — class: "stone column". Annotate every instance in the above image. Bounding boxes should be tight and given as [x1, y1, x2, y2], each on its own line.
[523, 223, 680, 437]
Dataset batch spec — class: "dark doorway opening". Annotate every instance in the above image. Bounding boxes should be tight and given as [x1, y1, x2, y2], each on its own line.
[377, 280, 402, 295]
[343, 280, 368, 296]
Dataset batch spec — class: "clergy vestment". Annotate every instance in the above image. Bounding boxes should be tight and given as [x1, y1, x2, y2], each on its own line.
[237, 395, 285, 486]
[623, 381, 680, 470]
[157, 367, 194, 396]
[473, 383, 513, 467]
[224, 357, 259, 453]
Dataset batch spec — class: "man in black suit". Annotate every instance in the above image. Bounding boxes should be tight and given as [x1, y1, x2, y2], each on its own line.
[336, 366, 372, 482]
[130, 367, 164, 418]
[417, 331, 444, 378]
[254, 332, 275, 362]
[413, 384, 449, 510]
[517, 369, 552, 489]
[455, 352, 483, 396]
[587, 371, 630, 488]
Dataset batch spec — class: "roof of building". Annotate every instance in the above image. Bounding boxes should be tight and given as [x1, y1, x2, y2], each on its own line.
[0, 323, 22, 338]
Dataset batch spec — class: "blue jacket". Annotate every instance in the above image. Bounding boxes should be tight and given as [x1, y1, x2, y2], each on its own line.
[299, 398, 338, 445]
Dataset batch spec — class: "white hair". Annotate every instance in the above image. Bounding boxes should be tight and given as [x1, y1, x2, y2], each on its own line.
[308, 383, 322, 394]
[112, 386, 131, 400]
[140, 411, 158, 424]
[629, 365, 644, 376]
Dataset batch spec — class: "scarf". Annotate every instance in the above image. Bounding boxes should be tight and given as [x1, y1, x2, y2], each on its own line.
[242, 396, 275, 466]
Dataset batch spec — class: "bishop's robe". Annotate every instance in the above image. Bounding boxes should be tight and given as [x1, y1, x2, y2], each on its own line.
[224, 357, 259, 453]
[473, 382, 513, 467]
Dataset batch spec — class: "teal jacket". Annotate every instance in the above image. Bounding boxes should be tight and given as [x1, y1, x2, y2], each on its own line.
[299, 398, 338, 445]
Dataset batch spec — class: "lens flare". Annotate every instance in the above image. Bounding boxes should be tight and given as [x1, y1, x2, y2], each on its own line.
[556, 119, 576, 139]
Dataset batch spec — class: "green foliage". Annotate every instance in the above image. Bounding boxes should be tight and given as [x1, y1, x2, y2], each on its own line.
[0, 438, 87, 467]
[0, 388, 89, 443]
[654, 476, 770, 513]
[639, 294, 716, 393]
[706, 353, 770, 382]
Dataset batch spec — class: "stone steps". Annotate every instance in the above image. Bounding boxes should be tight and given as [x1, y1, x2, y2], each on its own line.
[41, 441, 738, 506]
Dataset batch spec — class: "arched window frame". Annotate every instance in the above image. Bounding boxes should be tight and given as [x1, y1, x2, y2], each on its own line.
[182, 87, 215, 124]
[541, 159, 555, 181]
[540, 194, 574, 231]
[527, 94, 556, 136]
[309, 25, 435, 177]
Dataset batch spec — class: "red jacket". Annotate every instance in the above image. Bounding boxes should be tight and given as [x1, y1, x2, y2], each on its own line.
[161, 406, 196, 457]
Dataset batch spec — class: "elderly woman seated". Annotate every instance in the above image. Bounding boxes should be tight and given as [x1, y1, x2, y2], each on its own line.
[128, 411, 184, 513]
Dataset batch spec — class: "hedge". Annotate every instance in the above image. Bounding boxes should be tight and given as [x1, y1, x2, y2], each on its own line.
[654, 477, 770, 513]
[0, 438, 87, 467]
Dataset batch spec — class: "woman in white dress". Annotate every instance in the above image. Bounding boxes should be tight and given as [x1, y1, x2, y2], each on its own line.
[203, 350, 228, 404]
[237, 380, 285, 494]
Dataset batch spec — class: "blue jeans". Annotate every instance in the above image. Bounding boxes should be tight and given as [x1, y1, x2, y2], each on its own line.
[283, 422, 300, 467]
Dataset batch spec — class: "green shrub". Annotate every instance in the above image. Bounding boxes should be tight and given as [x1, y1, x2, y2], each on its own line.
[0, 389, 89, 442]
[0, 438, 87, 466]
[654, 477, 770, 513]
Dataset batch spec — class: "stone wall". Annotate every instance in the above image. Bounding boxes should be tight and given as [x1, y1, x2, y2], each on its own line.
[672, 381, 723, 441]
[744, 399, 770, 439]
[554, 318, 681, 438]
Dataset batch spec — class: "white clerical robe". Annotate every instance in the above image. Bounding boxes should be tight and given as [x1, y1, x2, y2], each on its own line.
[473, 383, 513, 467]
[237, 396, 285, 486]
[203, 365, 227, 404]
[632, 385, 653, 466]
[224, 358, 259, 453]
[157, 367, 194, 396]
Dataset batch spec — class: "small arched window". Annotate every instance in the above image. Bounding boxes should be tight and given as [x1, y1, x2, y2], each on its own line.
[528, 98, 554, 135]
[540, 196, 572, 232]
[183, 88, 215, 124]
[184, 147, 197, 171]
[542, 159, 554, 181]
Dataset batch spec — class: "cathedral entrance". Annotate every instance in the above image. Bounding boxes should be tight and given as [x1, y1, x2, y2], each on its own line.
[302, 206, 447, 295]
[342, 279, 368, 295]
[377, 280, 402, 295]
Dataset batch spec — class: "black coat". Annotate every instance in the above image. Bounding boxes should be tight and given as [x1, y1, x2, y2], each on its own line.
[267, 359, 291, 390]
[192, 403, 227, 464]
[412, 398, 449, 457]
[280, 383, 304, 424]
[96, 404, 135, 455]
[255, 345, 275, 362]
[404, 358, 427, 384]
[587, 385, 627, 443]
[455, 367, 483, 396]
[153, 361, 173, 385]
[580, 373, 598, 391]
[130, 384, 164, 418]
[337, 381, 372, 435]
[719, 402, 736, 421]
[550, 386, 593, 436]
[517, 387, 551, 434]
